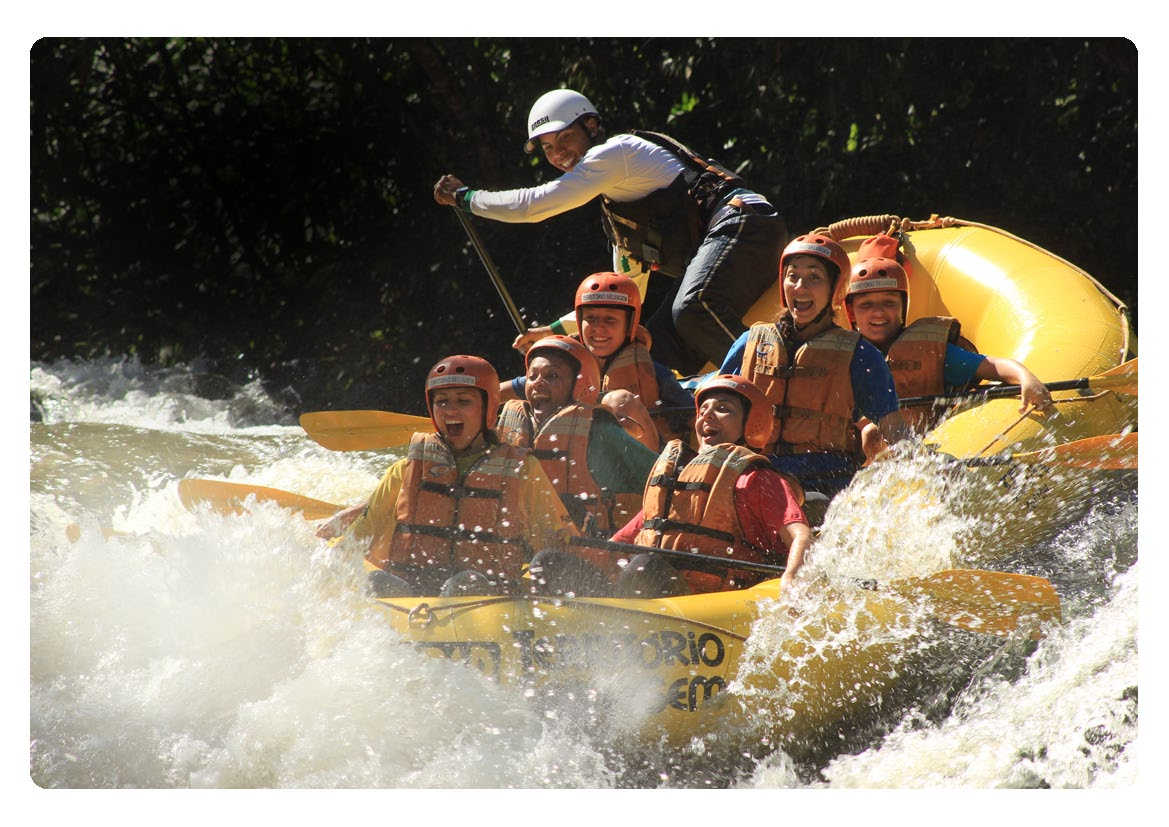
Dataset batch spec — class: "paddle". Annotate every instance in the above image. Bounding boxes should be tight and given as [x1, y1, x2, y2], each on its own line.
[899, 357, 1138, 408]
[299, 403, 697, 452]
[869, 568, 1061, 638]
[961, 432, 1137, 471]
[452, 207, 525, 334]
[177, 478, 343, 521]
[569, 537, 1060, 638]
[299, 410, 432, 451]
[65, 524, 128, 544]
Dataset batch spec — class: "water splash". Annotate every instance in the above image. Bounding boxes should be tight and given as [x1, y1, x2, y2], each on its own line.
[28, 358, 1140, 789]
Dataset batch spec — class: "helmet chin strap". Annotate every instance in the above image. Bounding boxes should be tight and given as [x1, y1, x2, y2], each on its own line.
[794, 303, 833, 331]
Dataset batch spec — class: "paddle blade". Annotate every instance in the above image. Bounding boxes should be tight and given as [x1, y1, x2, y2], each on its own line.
[888, 569, 1061, 639]
[1015, 433, 1137, 471]
[177, 479, 343, 521]
[65, 524, 126, 544]
[1089, 357, 1137, 396]
[299, 410, 432, 451]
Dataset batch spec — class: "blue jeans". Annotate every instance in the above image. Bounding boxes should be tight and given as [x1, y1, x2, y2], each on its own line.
[644, 196, 786, 376]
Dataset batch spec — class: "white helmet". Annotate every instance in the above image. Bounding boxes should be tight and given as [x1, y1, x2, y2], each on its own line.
[523, 89, 599, 154]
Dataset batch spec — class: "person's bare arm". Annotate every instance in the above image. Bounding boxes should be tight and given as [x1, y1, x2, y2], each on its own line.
[976, 356, 1053, 413]
[779, 521, 812, 592]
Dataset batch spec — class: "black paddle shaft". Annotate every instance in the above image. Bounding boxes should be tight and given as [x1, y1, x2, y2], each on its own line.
[568, 535, 786, 577]
[452, 207, 525, 334]
[899, 377, 1094, 408]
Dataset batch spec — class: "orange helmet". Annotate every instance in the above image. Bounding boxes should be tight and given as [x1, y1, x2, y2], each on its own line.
[779, 234, 852, 310]
[574, 272, 642, 343]
[694, 374, 774, 451]
[425, 355, 501, 431]
[845, 256, 910, 325]
[525, 335, 602, 405]
[855, 232, 906, 266]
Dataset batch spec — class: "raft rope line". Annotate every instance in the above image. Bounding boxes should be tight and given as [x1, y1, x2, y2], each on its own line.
[380, 594, 752, 638]
[972, 403, 1037, 458]
[817, 214, 1133, 439]
[817, 213, 1129, 320]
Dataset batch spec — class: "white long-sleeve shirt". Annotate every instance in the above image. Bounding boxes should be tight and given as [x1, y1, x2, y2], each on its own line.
[467, 133, 687, 223]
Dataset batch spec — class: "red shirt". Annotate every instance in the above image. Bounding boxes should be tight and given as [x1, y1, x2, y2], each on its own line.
[612, 467, 807, 561]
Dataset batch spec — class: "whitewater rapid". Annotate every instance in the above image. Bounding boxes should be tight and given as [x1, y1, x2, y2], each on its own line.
[25, 357, 1146, 808]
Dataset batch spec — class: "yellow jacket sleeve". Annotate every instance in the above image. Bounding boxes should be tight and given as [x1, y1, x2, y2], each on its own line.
[346, 453, 576, 566]
[345, 457, 407, 567]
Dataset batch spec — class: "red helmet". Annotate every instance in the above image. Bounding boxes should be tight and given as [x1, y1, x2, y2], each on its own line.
[525, 335, 602, 405]
[845, 256, 910, 325]
[574, 272, 642, 343]
[779, 234, 852, 310]
[425, 355, 501, 431]
[694, 374, 774, 451]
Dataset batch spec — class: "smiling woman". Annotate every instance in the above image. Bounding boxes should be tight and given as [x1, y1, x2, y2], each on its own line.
[718, 234, 909, 498]
[843, 232, 1054, 455]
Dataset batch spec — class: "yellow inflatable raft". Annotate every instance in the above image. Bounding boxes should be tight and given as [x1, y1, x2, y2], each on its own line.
[374, 567, 1059, 751]
[366, 216, 1126, 750]
[738, 215, 1137, 557]
[740, 214, 1135, 450]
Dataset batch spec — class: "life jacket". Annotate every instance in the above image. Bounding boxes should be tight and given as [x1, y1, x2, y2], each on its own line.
[593, 326, 660, 405]
[579, 328, 686, 446]
[601, 130, 744, 278]
[383, 432, 531, 584]
[495, 398, 636, 536]
[884, 316, 965, 433]
[741, 322, 863, 459]
[635, 440, 787, 593]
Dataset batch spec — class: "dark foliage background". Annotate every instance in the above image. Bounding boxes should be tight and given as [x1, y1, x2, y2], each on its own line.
[30, 37, 1137, 419]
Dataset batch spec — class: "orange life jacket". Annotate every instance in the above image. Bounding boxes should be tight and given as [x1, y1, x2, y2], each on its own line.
[585, 326, 691, 446]
[884, 316, 962, 433]
[592, 326, 660, 407]
[495, 399, 634, 536]
[385, 432, 530, 583]
[740, 322, 862, 458]
[634, 440, 777, 593]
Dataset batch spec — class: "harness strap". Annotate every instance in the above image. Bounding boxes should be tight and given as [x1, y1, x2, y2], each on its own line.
[396, 523, 524, 544]
[752, 363, 824, 379]
[418, 481, 503, 500]
[641, 517, 736, 545]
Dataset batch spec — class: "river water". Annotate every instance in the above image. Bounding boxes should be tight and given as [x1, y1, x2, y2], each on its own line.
[26, 356, 1146, 808]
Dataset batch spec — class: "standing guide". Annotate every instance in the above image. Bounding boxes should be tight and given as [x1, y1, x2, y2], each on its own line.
[434, 88, 787, 376]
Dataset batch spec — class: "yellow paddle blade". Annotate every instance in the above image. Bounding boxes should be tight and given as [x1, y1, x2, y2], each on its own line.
[1014, 433, 1137, 471]
[1088, 357, 1137, 396]
[65, 524, 126, 544]
[885, 569, 1061, 639]
[299, 410, 432, 451]
[961, 433, 1138, 471]
[177, 479, 343, 521]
